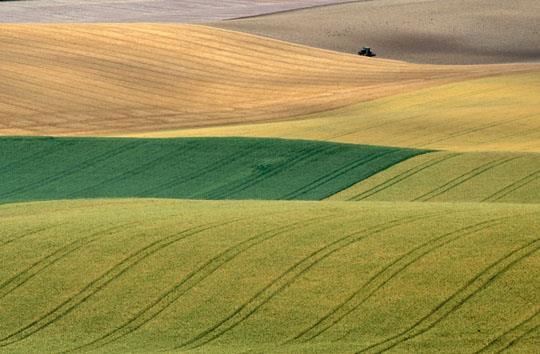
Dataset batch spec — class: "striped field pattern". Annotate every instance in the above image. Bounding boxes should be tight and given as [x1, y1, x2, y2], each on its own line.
[0, 137, 424, 204]
[0, 199, 538, 353]
[329, 151, 540, 203]
[158, 71, 540, 152]
[0, 24, 537, 137]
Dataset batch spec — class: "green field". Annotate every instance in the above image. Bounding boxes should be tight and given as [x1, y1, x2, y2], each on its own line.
[0, 137, 424, 204]
[0, 199, 538, 353]
[330, 151, 540, 203]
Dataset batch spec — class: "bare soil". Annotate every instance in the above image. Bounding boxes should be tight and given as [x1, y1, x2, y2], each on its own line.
[212, 0, 540, 64]
[0, 0, 354, 23]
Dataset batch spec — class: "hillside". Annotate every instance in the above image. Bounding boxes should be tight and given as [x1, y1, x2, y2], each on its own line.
[213, 0, 540, 64]
[0, 24, 536, 137]
[0, 0, 354, 23]
[0, 199, 538, 353]
[0, 137, 424, 204]
[159, 72, 540, 152]
[329, 151, 540, 203]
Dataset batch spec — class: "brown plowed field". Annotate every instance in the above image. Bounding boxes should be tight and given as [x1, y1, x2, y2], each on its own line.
[0, 0, 355, 23]
[213, 0, 540, 64]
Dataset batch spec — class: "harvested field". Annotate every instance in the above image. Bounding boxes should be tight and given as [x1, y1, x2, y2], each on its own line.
[0, 199, 538, 353]
[214, 0, 540, 64]
[0, 137, 423, 204]
[329, 151, 540, 203]
[161, 72, 540, 152]
[0, 24, 537, 137]
[0, 0, 354, 23]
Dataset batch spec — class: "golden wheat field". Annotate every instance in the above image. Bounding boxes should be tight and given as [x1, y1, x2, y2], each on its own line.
[0, 24, 537, 137]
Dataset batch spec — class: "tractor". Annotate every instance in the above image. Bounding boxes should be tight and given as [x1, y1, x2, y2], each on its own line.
[358, 47, 376, 57]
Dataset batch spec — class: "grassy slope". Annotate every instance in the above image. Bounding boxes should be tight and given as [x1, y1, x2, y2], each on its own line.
[0, 24, 536, 137]
[329, 151, 540, 204]
[0, 137, 423, 203]
[155, 72, 540, 152]
[0, 199, 538, 353]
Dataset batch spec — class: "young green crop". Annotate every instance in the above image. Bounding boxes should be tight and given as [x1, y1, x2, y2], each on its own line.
[0, 137, 424, 203]
[0, 199, 538, 353]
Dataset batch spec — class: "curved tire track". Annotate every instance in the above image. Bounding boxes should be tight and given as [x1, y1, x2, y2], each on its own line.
[355, 239, 540, 353]
[413, 156, 520, 202]
[0, 223, 132, 301]
[0, 222, 65, 249]
[64, 213, 337, 353]
[475, 309, 539, 353]
[348, 153, 460, 201]
[483, 169, 539, 202]
[175, 212, 442, 350]
[0, 218, 238, 348]
[289, 217, 503, 343]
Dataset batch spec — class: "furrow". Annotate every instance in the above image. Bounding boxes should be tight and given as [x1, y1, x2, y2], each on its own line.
[356, 239, 540, 353]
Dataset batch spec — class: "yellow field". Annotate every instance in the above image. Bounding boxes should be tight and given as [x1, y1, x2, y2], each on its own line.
[156, 72, 540, 152]
[329, 151, 540, 203]
[0, 24, 537, 137]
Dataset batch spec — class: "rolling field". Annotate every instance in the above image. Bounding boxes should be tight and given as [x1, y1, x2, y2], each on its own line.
[214, 0, 540, 64]
[329, 151, 540, 203]
[0, 199, 538, 353]
[160, 72, 540, 152]
[0, 0, 355, 23]
[0, 24, 537, 137]
[0, 3, 539, 353]
[0, 137, 424, 204]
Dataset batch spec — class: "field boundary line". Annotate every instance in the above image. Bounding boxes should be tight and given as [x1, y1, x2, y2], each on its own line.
[283, 151, 396, 200]
[348, 152, 459, 201]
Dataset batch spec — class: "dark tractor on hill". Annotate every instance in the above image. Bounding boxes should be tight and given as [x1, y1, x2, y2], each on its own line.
[358, 47, 376, 57]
